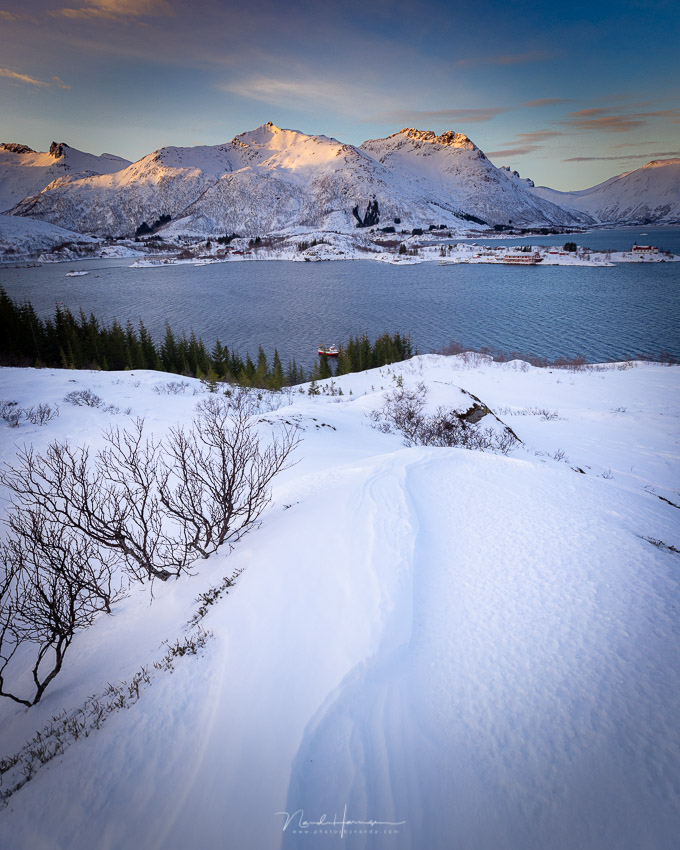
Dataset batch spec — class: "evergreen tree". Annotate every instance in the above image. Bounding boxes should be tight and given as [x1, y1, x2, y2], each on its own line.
[254, 345, 269, 388]
[161, 322, 179, 372]
[139, 320, 161, 370]
[335, 345, 350, 376]
[270, 348, 284, 390]
[210, 339, 228, 377]
[318, 352, 332, 380]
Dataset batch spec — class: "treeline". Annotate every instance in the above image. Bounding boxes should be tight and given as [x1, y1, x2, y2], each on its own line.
[0, 288, 413, 387]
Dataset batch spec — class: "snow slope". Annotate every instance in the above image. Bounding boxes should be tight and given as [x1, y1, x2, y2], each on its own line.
[0, 142, 130, 214]
[0, 213, 98, 258]
[0, 357, 679, 849]
[532, 158, 680, 224]
[9, 124, 588, 237]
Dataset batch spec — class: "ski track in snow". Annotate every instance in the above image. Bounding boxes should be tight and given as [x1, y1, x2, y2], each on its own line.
[281, 452, 680, 849]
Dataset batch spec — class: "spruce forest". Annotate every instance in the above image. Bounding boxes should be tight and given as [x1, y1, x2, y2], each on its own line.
[0, 289, 414, 388]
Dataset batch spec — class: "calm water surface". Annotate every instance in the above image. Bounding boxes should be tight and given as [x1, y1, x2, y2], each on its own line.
[1, 226, 678, 370]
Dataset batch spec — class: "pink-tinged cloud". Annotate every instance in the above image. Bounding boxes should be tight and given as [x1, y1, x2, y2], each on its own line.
[49, 0, 172, 21]
[516, 130, 562, 142]
[523, 98, 571, 108]
[563, 107, 680, 133]
[564, 152, 680, 162]
[0, 10, 37, 22]
[564, 114, 647, 133]
[368, 107, 509, 125]
[569, 108, 610, 118]
[52, 76, 72, 89]
[456, 50, 552, 68]
[486, 145, 541, 158]
[0, 68, 50, 87]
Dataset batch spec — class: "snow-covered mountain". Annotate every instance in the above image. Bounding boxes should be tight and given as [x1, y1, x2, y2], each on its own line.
[359, 128, 592, 228]
[0, 142, 130, 214]
[9, 124, 588, 236]
[531, 158, 680, 225]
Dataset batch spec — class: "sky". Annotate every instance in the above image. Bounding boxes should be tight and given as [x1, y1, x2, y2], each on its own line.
[0, 0, 679, 190]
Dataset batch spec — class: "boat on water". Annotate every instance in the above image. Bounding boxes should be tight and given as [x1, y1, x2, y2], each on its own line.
[496, 252, 543, 265]
[318, 344, 339, 356]
[66, 270, 89, 277]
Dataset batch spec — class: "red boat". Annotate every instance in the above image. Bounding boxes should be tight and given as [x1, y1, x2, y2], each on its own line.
[318, 344, 339, 356]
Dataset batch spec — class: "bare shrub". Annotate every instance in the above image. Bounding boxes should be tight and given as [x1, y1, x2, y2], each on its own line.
[0, 514, 125, 707]
[369, 382, 427, 444]
[1, 430, 180, 583]
[153, 381, 189, 395]
[64, 389, 103, 408]
[0, 400, 297, 703]
[371, 384, 518, 454]
[2, 401, 298, 587]
[159, 395, 299, 559]
[24, 403, 60, 426]
[0, 401, 22, 428]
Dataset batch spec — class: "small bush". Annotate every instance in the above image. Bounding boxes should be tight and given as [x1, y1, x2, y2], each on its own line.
[0, 400, 22, 427]
[64, 389, 103, 408]
[153, 381, 189, 395]
[24, 403, 60, 426]
[370, 383, 518, 454]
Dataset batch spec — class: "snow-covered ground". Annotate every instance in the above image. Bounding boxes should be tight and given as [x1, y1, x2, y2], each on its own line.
[0, 356, 679, 849]
[125, 235, 680, 267]
[0, 213, 99, 260]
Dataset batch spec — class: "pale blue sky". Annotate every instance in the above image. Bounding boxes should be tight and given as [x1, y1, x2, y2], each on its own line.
[1, 0, 678, 189]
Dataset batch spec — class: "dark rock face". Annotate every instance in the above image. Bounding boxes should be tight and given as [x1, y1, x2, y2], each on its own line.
[1, 143, 35, 155]
[352, 199, 380, 228]
[49, 142, 69, 158]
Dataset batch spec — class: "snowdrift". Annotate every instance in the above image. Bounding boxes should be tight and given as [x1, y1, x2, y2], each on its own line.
[0, 355, 678, 850]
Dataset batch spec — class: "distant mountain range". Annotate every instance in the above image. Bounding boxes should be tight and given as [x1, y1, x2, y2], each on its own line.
[2, 124, 679, 239]
[531, 158, 680, 226]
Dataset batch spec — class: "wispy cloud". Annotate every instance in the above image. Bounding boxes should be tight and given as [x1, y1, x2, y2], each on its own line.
[523, 98, 571, 108]
[516, 130, 563, 142]
[564, 152, 680, 162]
[562, 107, 680, 133]
[485, 130, 562, 160]
[0, 68, 51, 87]
[456, 50, 553, 68]
[0, 68, 71, 89]
[0, 10, 37, 22]
[367, 107, 509, 126]
[218, 74, 380, 116]
[49, 0, 172, 22]
[486, 145, 541, 159]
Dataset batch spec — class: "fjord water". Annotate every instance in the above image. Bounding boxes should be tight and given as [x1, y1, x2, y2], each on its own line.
[1, 227, 678, 371]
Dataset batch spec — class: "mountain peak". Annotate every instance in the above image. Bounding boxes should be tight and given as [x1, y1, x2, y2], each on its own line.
[394, 128, 477, 150]
[1, 143, 35, 155]
[49, 141, 70, 159]
[232, 122, 286, 147]
[642, 157, 680, 169]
